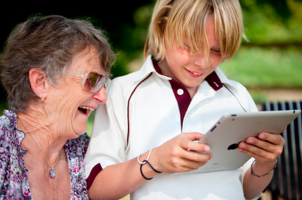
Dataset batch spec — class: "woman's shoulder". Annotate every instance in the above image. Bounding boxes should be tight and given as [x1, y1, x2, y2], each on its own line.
[0, 110, 17, 131]
[0, 110, 29, 199]
[0, 110, 24, 146]
[65, 133, 90, 157]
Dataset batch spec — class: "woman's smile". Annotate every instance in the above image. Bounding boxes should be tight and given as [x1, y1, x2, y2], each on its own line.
[77, 106, 95, 116]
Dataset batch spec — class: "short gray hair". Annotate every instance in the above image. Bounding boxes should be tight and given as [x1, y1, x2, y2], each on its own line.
[0, 15, 115, 113]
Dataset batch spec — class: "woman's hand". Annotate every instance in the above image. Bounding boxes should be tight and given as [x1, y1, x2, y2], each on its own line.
[148, 132, 212, 174]
[238, 131, 285, 169]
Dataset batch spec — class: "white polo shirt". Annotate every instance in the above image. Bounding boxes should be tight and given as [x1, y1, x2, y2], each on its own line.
[85, 55, 259, 200]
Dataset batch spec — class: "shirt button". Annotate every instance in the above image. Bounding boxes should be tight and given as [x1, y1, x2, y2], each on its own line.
[177, 89, 184, 95]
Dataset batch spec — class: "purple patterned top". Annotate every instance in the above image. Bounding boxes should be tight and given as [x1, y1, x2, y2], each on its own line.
[0, 110, 89, 199]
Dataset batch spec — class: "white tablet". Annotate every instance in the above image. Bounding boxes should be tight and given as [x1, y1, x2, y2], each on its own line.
[185, 110, 301, 174]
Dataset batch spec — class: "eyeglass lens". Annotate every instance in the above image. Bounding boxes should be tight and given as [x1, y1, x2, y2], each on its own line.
[84, 72, 109, 93]
[83, 72, 100, 91]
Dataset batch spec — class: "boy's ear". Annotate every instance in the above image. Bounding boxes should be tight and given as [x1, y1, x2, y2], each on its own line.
[28, 68, 48, 99]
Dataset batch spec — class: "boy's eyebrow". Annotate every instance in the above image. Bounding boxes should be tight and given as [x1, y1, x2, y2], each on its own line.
[212, 44, 220, 48]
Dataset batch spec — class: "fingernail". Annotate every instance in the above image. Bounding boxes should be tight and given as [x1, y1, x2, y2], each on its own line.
[204, 146, 210, 152]
[240, 143, 246, 148]
[248, 138, 254, 143]
[259, 134, 265, 139]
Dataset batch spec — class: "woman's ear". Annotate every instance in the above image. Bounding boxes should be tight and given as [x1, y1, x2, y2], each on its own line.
[28, 68, 48, 99]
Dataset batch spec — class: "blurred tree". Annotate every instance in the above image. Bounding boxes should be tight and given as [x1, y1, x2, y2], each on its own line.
[240, 0, 302, 46]
[244, 0, 292, 19]
[1, 0, 301, 102]
[0, 1, 153, 100]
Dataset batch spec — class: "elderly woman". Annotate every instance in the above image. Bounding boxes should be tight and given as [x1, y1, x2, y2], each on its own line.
[0, 15, 115, 199]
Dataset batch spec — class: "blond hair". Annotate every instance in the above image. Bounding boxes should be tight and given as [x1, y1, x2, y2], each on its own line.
[144, 0, 244, 61]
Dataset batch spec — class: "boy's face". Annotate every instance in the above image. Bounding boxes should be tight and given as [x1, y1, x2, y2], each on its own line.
[158, 16, 223, 97]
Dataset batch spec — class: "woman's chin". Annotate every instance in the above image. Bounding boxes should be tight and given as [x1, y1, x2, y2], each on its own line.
[73, 128, 87, 137]
[73, 117, 88, 136]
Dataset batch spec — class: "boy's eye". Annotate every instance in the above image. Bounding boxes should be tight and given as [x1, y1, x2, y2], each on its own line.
[212, 49, 221, 53]
[184, 44, 190, 50]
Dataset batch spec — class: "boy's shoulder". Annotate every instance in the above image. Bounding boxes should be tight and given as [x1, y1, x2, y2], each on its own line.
[215, 67, 248, 92]
[112, 55, 155, 87]
[113, 70, 140, 83]
[107, 71, 143, 99]
[110, 71, 141, 92]
[215, 68, 257, 111]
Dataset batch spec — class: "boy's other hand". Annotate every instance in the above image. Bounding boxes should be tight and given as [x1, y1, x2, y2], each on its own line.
[238, 131, 285, 171]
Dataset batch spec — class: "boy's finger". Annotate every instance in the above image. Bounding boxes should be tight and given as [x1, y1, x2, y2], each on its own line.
[181, 132, 204, 141]
[257, 132, 285, 145]
[180, 148, 212, 162]
[179, 138, 210, 152]
[245, 137, 275, 153]
[239, 142, 278, 161]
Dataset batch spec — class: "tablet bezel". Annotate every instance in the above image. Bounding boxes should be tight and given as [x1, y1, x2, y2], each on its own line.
[184, 110, 301, 174]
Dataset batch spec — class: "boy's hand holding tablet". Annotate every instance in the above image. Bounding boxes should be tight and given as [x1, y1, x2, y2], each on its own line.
[150, 132, 212, 173]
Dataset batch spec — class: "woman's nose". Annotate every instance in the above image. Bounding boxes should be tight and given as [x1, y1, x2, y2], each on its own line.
[92, 86, 107, 104]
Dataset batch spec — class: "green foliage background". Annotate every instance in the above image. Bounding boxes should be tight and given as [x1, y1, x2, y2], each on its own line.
[89, 0, 302, 135]
[1, 0, 302, 120]
[111, 0, 302, 98]
[108, 0, 302, 83]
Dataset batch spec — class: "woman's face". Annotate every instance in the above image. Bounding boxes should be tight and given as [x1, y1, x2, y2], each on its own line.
[46, 46, 107, 138]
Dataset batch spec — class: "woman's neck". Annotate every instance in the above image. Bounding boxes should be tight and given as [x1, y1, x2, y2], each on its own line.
[17, 107, 66, 163]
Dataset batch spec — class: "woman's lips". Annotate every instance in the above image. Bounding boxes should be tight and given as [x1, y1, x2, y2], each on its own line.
[78, 106, 95, 115]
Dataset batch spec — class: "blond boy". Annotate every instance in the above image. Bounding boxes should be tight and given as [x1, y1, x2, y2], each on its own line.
[85, 0, 284, 199]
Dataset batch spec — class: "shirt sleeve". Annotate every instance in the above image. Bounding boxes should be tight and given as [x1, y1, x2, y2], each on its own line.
[84, 79, 128, 179]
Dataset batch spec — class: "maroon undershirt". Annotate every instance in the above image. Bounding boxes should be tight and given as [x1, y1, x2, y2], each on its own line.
[152, 59, 222, 128]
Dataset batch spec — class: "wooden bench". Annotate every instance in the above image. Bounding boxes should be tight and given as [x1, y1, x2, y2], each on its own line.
[260, 101, 302, 200]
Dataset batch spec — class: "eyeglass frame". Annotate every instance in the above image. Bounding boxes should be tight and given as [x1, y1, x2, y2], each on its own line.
[63, 71, 111, 93]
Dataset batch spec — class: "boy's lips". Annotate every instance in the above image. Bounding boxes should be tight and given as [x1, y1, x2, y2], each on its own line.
[185, 68, 203, 77]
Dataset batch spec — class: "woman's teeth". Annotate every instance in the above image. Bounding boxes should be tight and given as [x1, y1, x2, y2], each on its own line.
[79, 106, 94, 111]
[78, 106, 95, 114]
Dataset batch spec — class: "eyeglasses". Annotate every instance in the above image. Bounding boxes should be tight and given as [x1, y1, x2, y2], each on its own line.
[64, 71, 111, 93]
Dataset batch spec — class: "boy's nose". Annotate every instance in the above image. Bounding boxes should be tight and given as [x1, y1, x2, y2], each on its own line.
[193, 54, 210, 68]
